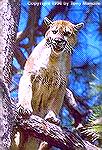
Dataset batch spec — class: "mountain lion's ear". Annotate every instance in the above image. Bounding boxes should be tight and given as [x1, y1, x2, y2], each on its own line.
[44, 17, 53, 26]
[74, 23, 84, 31]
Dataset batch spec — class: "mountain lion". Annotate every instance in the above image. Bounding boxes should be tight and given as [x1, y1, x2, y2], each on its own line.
[12, 17, 84, 150]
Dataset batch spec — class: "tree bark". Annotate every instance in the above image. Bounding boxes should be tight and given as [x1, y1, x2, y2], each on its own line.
[0, 79, 13, 150]
[2, 0, 20, 87]
[0, 1, 20, 149]
[15, 106, 100, 150]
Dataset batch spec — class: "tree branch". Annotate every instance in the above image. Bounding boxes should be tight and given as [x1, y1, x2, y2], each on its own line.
[14, 106, 100, 150]
[0, 79, 13, 149]
[15, 107, 85, 150]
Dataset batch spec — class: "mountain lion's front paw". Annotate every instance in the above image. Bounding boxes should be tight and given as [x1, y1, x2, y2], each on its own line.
[45, 110, 60, 125]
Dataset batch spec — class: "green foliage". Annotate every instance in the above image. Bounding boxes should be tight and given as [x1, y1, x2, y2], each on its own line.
[89, 105, 102, 121]
[81, 105, 102, 147]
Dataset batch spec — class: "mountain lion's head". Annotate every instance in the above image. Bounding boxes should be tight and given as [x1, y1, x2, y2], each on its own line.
[44, 17, 84, 54]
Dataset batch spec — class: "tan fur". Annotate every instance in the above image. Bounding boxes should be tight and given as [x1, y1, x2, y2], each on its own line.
[11, 19, 83, 150]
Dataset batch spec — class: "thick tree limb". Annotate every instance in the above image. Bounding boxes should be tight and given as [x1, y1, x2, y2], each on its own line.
[15, 108, 85, 150]
[0, 79, 13, 150]
[64, 88, 91, 127]
[0, 1, 20, 149]
[2, 1, 20, 87]
[14, 106, 100, 150]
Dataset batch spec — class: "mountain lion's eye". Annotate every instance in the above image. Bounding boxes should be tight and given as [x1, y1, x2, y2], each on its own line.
[52, 30, 58, 34]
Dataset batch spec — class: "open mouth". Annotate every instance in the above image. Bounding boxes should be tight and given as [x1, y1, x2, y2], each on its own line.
[52, 38, 67, 52]
[46, 37, 73, 54]
[46, 37, 69, 53]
